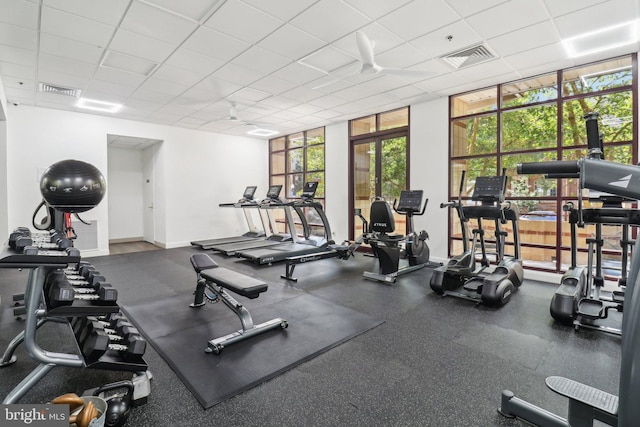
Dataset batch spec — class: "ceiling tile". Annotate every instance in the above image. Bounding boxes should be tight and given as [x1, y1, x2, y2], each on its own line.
[38, 53, 96, 78]
[182, 76, 242, 101]
[445, 0, 510, 18]
[36, 69, 89, 90]
[0, 22, 36, 51]
[465, 0, 549, 39]
[271, 61, 327, 85]
[257, 24, 326, 61]
[487, 20, 559, 58]
[454, 58, 515, 81]
[410, 20, 482, 59]
[138, 76, 191, 97]
[541, 0, 609, 17]
[92, 66, 148, 87]
[143, 0, 224, 22]
[165, 48, 225, 75]
[298, 45, 358, 74]
[503, 43, 567, 71]
[312, 109, 343, 120]
[553, 1, 635, 38]
[203, 1, 283, 44]
[289, 0, 370, 43]
[85, 78, 138, 98]
[40, 34, 105, 64]
[288, 103, 324, 115]
[0, 45, 36, 68]
[375, 43, 430, 69]
[341, 0, 413, 20]
[259, 95, 299, 110]
[211, 63, 263, 86]
[332, 23, 404, 59]
[130, 86, 176, 103]
[384, 84, 428, 100]
[307, 94, 349, 109]
[153, 63, 206, 86]
[249, 75, 298, 96]
[228, 87, 272, 103]
[120, 1, 199, 44]
[413, 72, 468, 92]
[378, 0, 460, 41]
[109, 29, 175, 63]
[182, 26, 250, 62]
[43, 0, 129, 26]
[40, 6, 115, 47]
[241, 0, 319, 21]
[231, 46, 291, 74]
[280, 85, 323, 103]
[0, 0, 39, 29]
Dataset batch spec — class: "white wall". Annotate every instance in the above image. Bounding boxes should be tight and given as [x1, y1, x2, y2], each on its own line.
[324, 121, 349, 242]
[5, 105, 268, 255]
[410, 98, 450, 262]
[107, 146, 145, 241]
[0, 77, 8, 244]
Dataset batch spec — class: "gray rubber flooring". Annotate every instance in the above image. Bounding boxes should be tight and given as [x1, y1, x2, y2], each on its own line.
[0, 246, 622, 426]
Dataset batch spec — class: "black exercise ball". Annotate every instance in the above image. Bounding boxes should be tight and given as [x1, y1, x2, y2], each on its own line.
[40, 159, 106, 213]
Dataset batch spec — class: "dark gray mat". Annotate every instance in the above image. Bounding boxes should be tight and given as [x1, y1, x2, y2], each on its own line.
[121, 287, 383, 409]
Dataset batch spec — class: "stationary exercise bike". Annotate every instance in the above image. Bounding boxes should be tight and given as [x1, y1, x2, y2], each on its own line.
[430, 171, 523, 306]
[362, 190, 437, 283]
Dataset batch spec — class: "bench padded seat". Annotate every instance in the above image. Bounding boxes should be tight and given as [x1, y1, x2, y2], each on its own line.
[201, 268, 268, 298]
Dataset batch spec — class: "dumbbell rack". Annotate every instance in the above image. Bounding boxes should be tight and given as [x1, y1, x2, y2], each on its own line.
[0, 242, 148, 404]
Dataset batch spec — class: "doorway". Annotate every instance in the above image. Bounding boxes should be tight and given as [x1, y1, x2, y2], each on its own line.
[107, 134, 162, 254]
[351, 133, 408, 239]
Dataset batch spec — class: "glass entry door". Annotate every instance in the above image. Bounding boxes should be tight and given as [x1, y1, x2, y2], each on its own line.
[352, 135, 408, 239]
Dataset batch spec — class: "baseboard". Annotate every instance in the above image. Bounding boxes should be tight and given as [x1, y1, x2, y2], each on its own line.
[109, 237, 144, 244]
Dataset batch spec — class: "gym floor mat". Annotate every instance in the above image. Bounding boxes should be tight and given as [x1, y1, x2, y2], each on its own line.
[121, 286, 383, 409]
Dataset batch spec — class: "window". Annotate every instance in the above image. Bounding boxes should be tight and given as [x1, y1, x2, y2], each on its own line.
[269, 127, 325, 236]
[447, 54, 637, 275]
[349, 107, 410, 239]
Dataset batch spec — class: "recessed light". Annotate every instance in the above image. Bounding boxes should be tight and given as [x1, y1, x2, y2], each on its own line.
[76, 98, 122, 113]
[246, 128, 278, 137]
[563, 21, 638, 58]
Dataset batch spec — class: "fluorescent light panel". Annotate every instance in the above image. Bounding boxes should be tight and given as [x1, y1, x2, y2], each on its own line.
[246, 128, 278, 137]
[76, 98, 122, 113]
[563, 21, 638, 58]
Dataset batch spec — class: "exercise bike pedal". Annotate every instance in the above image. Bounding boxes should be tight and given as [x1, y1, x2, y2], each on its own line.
[576, 298, 605, 320]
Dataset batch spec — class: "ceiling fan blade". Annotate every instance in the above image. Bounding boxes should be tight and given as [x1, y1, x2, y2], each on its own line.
[355, 31, 378, 73]
[379, 67, 435, 78]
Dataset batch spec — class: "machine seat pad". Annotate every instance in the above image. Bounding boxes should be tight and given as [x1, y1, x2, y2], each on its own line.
[201, 267, 268, 298]
[190, 253, 219, 273]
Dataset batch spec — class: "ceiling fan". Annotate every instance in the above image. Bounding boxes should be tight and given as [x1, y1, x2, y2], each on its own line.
[355, 31, 434, 78]
[313, 32, 434, 89]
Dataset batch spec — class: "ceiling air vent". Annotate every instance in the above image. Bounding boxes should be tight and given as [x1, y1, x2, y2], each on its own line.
[38, 82, 81, 98]
[441, 44, 496, 69]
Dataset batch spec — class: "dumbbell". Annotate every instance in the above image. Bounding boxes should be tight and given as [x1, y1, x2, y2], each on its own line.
[47, 280, 117, 308]
[80, 321, 146, 364]
[14, 234, 73, 252]
[73, 316, 139, 341]
[8, 227, 30, 249]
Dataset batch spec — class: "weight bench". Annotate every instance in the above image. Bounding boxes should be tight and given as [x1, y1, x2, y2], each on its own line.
[189, 254, 288, 354]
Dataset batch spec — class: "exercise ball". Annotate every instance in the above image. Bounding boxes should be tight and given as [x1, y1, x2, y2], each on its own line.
[40, 159, 106, 213]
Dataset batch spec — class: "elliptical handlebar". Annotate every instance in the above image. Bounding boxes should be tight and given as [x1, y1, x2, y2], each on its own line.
[517, 160, 580, 176]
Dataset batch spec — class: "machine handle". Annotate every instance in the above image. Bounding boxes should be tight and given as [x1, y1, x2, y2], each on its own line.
[517, 161, 580, 175]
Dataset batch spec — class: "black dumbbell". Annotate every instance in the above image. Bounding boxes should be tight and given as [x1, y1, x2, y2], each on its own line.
[81, 323, 146, 364]
[9, 227, 30, 249]
[47, 281, 117, 308]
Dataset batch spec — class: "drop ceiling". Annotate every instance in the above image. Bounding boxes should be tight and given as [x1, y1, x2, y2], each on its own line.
[0, 0, 638, 138]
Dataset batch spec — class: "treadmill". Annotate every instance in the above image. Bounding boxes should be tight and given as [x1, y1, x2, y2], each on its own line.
[190, 186, 266, 249]
[207, 185, 297, 256]
[236, 182, 333, 265]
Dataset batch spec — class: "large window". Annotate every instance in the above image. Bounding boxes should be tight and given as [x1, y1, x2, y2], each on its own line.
[269, 127, 325, 236]
[448, 54, 637, 274]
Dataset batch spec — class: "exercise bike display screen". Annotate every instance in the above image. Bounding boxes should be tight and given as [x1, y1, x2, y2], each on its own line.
[242, 186, 257, 200]
[398, 190, 423, 210]
[266, 185, 282, 199]
[472, 176, 504, 202]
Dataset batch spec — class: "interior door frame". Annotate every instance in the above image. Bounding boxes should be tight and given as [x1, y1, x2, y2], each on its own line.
[348, 129, 410, 240]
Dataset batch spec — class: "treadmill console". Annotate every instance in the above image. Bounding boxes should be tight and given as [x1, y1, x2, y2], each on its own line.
[301, 182, 318, 199]
[472, 176, 504, 204]
[265, 185, 283, 201]
[241, 186, 257, 201]
[397, 190, 423, 211]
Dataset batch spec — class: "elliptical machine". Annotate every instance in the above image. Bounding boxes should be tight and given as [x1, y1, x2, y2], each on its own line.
[362, 190, 437, 284]
[430, 171, 524, 306]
